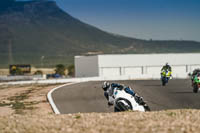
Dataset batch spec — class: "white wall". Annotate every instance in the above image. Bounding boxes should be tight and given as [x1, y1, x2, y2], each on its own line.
[75, 53, 200, 78]
[190, 65, 200, 72]
[100, 67, 120, 77]
[146, 66, 162, 78]
[75, 56, 99, 77]
[98, 53, 200, 67]
[124, 67, 142, 75]
[98, 53, 200, 78]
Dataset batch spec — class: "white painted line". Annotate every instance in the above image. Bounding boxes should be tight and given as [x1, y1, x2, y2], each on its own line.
[47, 82, 80, 114]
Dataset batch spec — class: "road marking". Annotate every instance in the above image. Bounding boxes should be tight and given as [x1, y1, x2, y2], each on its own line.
[47, 82, 80, 114]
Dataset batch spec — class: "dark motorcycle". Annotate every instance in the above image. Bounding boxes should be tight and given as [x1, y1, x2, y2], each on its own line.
[192, 75, 200, 93]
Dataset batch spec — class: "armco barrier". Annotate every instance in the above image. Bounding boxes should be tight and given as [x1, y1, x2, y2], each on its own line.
[0, 75, 44, 81]
[0, 74, 190, 86]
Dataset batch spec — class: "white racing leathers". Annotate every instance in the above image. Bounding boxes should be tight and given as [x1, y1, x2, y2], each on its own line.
[107, 87, 145, 112]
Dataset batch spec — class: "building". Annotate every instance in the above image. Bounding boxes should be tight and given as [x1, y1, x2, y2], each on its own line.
[75, 53, 200, 79]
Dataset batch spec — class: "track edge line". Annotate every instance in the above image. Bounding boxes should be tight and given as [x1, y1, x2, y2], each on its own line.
[47, 82, 80, 114]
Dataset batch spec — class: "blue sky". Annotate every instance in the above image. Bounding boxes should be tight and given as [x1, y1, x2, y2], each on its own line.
[19, 0, 200, 41]
[54, 0, 200, 41]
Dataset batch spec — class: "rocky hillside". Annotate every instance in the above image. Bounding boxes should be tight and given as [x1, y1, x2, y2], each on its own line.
[0, 0, 200, 67]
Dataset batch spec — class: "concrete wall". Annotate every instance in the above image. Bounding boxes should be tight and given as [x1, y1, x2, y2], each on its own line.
[75, 56, 99, 77]
[98, 53, 200, 67]
[75, 53, 200, 78]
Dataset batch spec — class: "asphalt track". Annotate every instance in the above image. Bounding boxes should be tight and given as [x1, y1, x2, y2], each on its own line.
[52, 79, 200, 114]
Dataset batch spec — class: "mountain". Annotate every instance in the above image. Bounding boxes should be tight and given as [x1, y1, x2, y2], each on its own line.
[0, 0, 200, 68]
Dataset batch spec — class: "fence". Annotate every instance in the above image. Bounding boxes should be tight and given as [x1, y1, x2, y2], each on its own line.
[99, 64, 200, 79]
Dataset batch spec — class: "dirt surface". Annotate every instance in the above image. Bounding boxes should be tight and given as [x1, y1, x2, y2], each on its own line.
[0, 110, 200, 133]
[52, 79, 200, 114]
[0, 84, 60, 115]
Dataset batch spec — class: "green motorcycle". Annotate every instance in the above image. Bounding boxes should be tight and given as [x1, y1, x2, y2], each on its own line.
[192, 75, 200, 93]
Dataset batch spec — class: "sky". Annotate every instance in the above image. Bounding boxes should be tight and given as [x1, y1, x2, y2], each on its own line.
[54, 0, 200, 41]
[18, 0, 200, 41]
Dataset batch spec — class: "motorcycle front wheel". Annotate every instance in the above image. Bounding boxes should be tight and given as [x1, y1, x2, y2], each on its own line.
[144, 104, 151, 111]
[116, 100, 132, 112]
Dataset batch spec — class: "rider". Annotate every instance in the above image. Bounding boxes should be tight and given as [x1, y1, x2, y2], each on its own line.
[161, 62, 172, 77]
[161, 62, 172, 71]
[191, 68, 200, 84]
[102, 81, 143, 106]
[191, 69, 200, 77]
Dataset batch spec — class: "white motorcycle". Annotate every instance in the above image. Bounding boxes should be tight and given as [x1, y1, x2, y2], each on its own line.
[111, 88, 150, 112]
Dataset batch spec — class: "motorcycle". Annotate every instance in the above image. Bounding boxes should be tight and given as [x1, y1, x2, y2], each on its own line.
[192, 75, 200, 93]
[112, 88, 150, 112]
[161, 69, 172, 86]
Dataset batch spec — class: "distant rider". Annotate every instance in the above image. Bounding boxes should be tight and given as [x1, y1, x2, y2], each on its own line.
[161, 63, 172, 72]
[102, 81, 143, 106]
[191, 68, 200, 84]
[161, 63, 172, 77]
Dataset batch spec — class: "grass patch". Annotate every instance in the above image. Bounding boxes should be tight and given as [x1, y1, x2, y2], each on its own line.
[4, 87, 38, 114]
[0, 102, 11, 107]
[74, 115, 81, 119]
[8, 89, 33, 101]
[12, 101, 25, 110]
[35, 84, 63, 88]
[0, 86, 9, 90]
[0, 84, 57, 115]
[0, 101, 26, 114]
[167, 112, 177, 117]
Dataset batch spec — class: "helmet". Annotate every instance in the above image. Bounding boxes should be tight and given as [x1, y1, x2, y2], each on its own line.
[102, 81, 110, 91]
[165, 62, 169, 66]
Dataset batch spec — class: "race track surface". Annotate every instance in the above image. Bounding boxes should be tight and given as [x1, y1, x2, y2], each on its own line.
[52, 79, 200, 114]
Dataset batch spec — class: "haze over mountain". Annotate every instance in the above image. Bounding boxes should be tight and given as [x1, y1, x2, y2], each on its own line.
[0, 0, 200, 68]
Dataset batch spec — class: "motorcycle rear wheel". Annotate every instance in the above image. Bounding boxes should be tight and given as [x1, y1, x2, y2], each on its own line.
[162, 79, 166, 86]
[193, 84, 199, 93]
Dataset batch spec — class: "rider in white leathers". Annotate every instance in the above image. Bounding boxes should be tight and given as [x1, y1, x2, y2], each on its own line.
[102, 81, 143, 107]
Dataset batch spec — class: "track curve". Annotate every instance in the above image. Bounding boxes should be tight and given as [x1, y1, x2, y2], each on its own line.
[52, 79, 200, 114]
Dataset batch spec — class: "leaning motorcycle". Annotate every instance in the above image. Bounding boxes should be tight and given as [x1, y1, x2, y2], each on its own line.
[161, 69, 171, 86]
[192, 75, 200, 93]
[112, 88, 150, 112]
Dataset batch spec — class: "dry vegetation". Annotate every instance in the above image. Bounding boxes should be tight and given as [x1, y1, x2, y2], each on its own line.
[0, 84, 200, 133]
[0, 84, 59, 115]
[0, 110, 200, 133]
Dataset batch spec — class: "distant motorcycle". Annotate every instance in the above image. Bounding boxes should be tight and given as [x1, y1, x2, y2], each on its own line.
[192, 75, 200, 93]
[161, 69, 172, 86]
[112, 88, 150, 112]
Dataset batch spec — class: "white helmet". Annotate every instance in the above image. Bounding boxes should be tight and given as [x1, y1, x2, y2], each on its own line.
[102, 81, 110, 91]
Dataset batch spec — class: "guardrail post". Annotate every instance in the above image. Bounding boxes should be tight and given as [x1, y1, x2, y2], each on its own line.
[141, 66, 144, 75]
[186, 65, 188, 72]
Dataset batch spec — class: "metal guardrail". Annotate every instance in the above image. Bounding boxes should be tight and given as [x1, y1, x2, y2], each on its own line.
[0, 75, 191, 86]
[0, 75, 44, 82]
